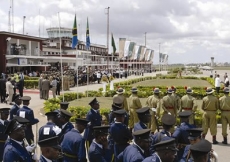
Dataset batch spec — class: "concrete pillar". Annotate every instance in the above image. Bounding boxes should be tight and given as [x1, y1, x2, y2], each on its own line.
[29, 41, 31, 56]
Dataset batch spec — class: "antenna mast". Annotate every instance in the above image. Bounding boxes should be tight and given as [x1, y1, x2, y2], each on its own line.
[11, 0, 14, 33]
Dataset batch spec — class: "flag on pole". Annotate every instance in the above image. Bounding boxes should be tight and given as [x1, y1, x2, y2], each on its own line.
[86, 17, 90, 50]
[111, 33, 116, 54]
[71, 14, 78, 49]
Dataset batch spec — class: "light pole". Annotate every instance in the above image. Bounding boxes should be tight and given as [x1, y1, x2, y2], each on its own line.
[159, 43, 161, 71]
[105, 7, 110, 71]
[144, 32, 147, 47]
[23, 16, 26, 34]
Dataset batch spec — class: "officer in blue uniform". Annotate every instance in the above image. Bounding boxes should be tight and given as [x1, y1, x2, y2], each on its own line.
[143, 138, 178, 162]
[150, 114, 176, 154]
[180, 128, 203, 162]
[61, 118, 89, 162]
[88, 125, 111, 162]
[109, 103, 129, 126]
[172, 111, 195, 161]
[58, 109, 74, 143]
[118, 129, 151, 162]
[109, 109, 132, 162]
[190, 140, 212, 162]
[133, 107, 151, 131]
[3, 117, 33, 162]
[9, 95, 21, 120]
[60, 102, 69, 110]
[16, 96, 39, 145]
[84, 98, 102, 150]
[39, 111, 61, 141]
[0, 108, 10, 161]
[38, 136, 62, 162]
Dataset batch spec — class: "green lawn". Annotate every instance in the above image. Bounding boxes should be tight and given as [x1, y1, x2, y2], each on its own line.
[69, 97, 203, 111]
[131, 79, 211, 87]
[213, 66, 230, 70]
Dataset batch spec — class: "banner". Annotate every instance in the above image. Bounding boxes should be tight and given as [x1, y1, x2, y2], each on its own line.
[123, 40, 130, 57]
[18, 58, 27, 65]
[147, 50, 151, 61]
[134, 45, 139, 60]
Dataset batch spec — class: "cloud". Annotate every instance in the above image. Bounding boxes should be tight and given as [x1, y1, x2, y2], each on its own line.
[1, 0, 230, 63]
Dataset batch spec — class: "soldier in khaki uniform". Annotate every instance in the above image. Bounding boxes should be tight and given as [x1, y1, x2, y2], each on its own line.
[172, 86, 181, 111]
[162, 88, 177, 132]
[162, 88, 177, 117]
[219, 87, 230, 144]
[145, 88, 161, 134]
[129, 87, 142, 129]
[180, 87, 197, 124]
[113, 88, 129, 112]
[201, 87, 219, 144]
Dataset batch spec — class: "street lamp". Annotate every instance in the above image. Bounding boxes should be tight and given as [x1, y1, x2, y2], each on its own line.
[105, 7, 110, 70]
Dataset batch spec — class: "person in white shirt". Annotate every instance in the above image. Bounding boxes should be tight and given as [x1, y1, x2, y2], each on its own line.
[215, 74, 221, 94]
[224, 76, 229, 87]
[96, 71, 101, 84]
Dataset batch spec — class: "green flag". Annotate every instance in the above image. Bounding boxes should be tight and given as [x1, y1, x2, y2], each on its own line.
[111, 33, 116, 54]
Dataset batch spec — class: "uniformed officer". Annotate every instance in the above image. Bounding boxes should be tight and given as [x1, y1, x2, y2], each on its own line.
[201, 87, 219, 144]
[113, 87, 129, 112]
[16, 96, 39, 145]
[129, 87, 142, 130]
[134, 107, 151, 131]
[190, 140, 212, 162]
[162, 87, 177, 117]
[150, 114, 176, 154]
[180, 87, 197, 124]
[60, 102, 69, 110]
[119, 129, 151, 161]
[88, 125, 111, 162]
[109, 109, 132, 162]
[145, 88, 161, 134]
[143, 138, 178, 162]
[3, 117, 34, 162]
[219, 87, 230, 144]
[0, 108, 10, 161]
[108, 103, 129, 126]
[38, 136, 62, 162]
[9, 95, 22, 120]
[61, 118, 89, 162]
[84, 98, 102, 150]
[58, 109, 74, 143]
[180, 128, 203, 162]
[38, 111, 61, 141]
[172, 111, 195, 161]
[172, 86, 181, 111]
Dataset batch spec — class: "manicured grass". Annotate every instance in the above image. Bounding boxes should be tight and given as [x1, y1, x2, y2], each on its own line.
[69, 96, 203, 111]
[214, 66, 230, 70]
[131, 79, 211, 87]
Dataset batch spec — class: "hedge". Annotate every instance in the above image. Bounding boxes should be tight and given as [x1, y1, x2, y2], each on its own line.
[43, 75, 223, 125]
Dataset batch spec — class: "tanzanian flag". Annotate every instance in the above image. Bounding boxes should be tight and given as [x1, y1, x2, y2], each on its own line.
[111, 33, 116, 54]
[72, 14, 78, 49]
[86, 17, 90, 50]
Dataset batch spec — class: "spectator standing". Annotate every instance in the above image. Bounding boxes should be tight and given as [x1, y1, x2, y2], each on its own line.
[224, 76, 229, 87]
[0, 76, 6, 103]
[215, 74, 221, 94]
[42, 76, 50, 100]
[50, 77, 57, 98]
[224, 72, 228, 81]
[5, 78, 14, 105]
[17, 76, 24, 97]
[38, 74, 44, 99]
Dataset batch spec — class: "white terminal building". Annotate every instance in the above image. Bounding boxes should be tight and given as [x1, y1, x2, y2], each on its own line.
[0, 27, 155, 73]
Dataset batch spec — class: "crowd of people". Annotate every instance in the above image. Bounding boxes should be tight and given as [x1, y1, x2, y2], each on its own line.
[0, 83, 225, 162]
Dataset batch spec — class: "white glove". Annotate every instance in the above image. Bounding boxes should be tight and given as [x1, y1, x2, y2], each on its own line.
[53, 126, 62, 135]
[32, 154, 39, 160]
[168, 112, 172, 115]
[151, 108, 157, 112]
[26, 144, 36, 152]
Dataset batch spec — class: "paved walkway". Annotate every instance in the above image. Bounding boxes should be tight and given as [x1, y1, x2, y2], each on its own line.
[0, 70, 228, 161]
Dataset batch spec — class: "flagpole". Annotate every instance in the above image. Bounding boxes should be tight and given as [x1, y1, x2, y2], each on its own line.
[58, 12, 64, 102]
[159, 43, 161, 72]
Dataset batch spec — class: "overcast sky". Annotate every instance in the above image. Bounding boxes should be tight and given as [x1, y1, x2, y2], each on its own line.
[1, 0, 230, 64]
